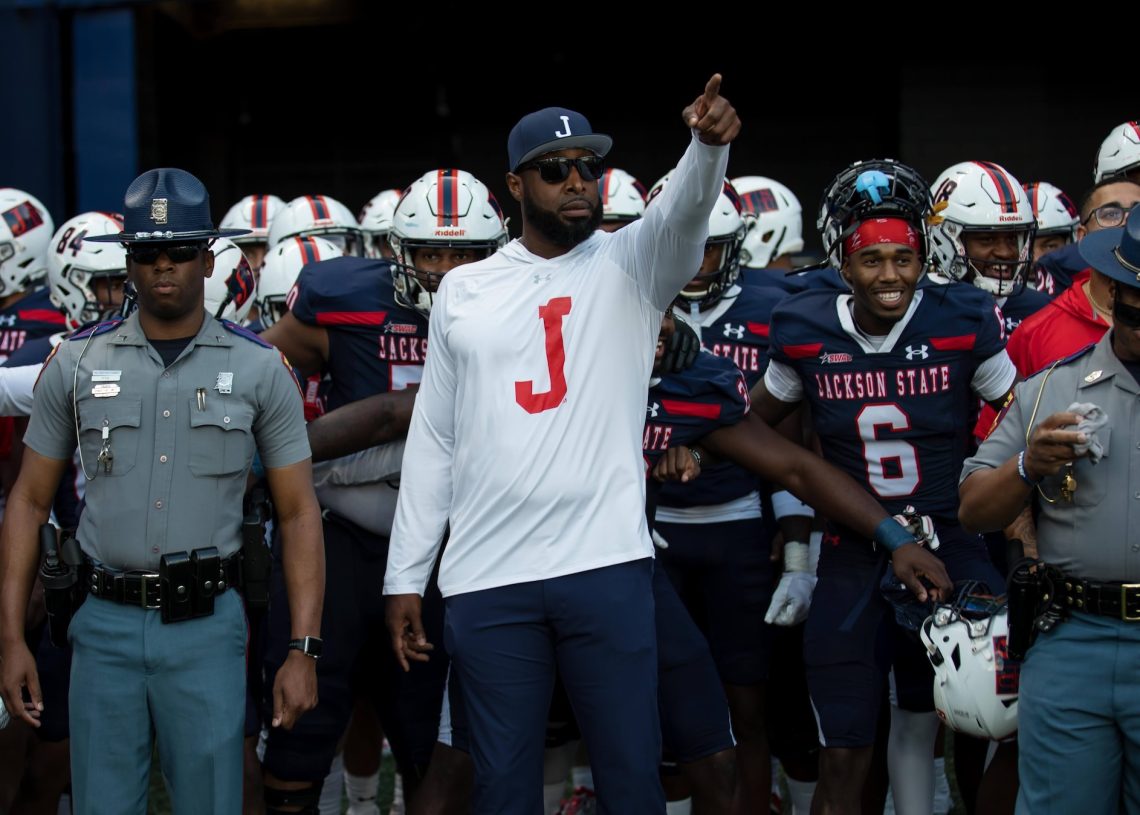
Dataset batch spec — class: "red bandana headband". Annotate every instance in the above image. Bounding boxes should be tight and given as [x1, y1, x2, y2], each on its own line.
[843, 217, 920, 256]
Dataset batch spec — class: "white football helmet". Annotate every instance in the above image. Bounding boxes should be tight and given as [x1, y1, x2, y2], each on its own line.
[257, 235, 343, 328]
[388, 169, 508, 316]
[732, 176, 804, 267]
[220, 194, 285, 245]
[268, 195, 365, 256]
[358, 189, 402, 259]
[1023, 181, 1079, 242]
[204, 237, 257, 323]
[46, 212, 126, 328]
[0, 188, 54, 297]
[920, 588, 1019, 741]
[599, 168, 646, 223]
[928, 161, 1036, 296]
[648, 172, 746, 308]
[1094, 121, 1140, 182]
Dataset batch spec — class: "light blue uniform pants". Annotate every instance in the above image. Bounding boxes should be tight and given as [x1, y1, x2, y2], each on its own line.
[68, 590, 247, 815]
[1017, 612, 1140, 814]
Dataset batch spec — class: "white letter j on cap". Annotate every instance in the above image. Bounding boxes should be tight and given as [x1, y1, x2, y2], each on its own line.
[555, 115, 572, 138]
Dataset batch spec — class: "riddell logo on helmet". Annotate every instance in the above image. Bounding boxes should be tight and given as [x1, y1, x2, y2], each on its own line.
[998, 215, 1022, 222]
[434, 228, 466, 237]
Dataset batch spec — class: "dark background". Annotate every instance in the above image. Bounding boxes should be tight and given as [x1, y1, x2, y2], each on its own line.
[1, 1, 1129, 256]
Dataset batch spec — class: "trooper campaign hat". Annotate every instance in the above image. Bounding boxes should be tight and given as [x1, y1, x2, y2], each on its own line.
[1079, 204, 1140, 289]
[86, 168, 250, 244]
[508, 107, 612, 172]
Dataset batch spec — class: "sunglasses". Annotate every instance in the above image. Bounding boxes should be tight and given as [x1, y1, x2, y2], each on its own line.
[127, 243, 206, 265]
[517, 156, 605, 184]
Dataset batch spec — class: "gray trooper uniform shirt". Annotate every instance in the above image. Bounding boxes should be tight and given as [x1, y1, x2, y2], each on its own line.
[961, 331, 1140, 581]
[24, 310, 310, 570]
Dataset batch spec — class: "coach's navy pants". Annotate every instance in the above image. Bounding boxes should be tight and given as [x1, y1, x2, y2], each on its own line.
[444, 558, 665, 814]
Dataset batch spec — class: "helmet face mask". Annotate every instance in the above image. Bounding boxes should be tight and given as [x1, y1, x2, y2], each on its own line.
[929, 162, 1036, 297]
[818, 160, 932, 270]
[388, 170, 508, 317]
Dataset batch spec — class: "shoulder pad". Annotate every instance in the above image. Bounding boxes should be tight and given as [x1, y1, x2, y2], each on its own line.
[1026, 342, 1096, 379]
[67, 318, 122, 341]
[221, 319, 273, 348]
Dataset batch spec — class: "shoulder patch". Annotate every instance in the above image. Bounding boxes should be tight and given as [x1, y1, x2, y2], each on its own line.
[221, 319, 273, 348]
[1025, 342, 1096, 380]
[67, 318, 122, 341]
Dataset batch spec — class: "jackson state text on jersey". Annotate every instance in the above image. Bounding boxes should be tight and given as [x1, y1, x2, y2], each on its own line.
[767, 283, 1006, 519]
[693, 283, 786, 387]
[650, 350, 751, 509]
[288, 256, 428, 408]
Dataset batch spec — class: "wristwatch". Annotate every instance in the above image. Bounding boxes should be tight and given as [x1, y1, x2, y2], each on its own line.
[288, 636, 323, 660]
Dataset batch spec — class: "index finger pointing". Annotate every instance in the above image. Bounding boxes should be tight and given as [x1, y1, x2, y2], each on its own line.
[703, 73, 722, 102]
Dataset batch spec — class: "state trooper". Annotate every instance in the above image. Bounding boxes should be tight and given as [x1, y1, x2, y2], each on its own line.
[960, 206, 1140, 814]
[0, 168, 325, 815]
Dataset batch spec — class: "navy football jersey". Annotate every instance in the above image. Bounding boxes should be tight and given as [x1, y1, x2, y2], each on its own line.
[0, 286, 67, 363]
[1033, 243, 1085, 297]
[997, 286, 1050, 335]
[3, 332, 57, 367]
[644, 350, 751, 513]
[768, 283, 1007, 520]
[288, 256, 428, 409]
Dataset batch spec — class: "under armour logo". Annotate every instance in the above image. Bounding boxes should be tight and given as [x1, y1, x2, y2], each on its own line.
[1005, 317, 1018, 333]
[905, 344, 929, 360]
[0, 315, 16, 327]
[647, 402, 659, 418]
[723, 323, 745, 339]
[555, 115, 572, 138]
[532, 273, 552, 284]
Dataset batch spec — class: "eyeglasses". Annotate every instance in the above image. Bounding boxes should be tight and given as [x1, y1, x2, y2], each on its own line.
[127, 243, 206, 265]
[1081, 203, 1135, 229]
[517, 156, 605, 184]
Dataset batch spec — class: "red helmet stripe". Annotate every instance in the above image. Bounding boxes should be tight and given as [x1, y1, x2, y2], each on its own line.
[251, 195, 268, 229]
[308, 195, 330, 221]
[974, 161, 1017, 214]
[436, 170, 459, 227]
[1130, 121, 1140, 141]
[601, 169, 613, 205]
[295, 236, 320, 265]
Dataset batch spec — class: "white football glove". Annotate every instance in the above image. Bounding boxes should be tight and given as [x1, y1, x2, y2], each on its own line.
[893, 506, 940, 551]
[764, 541, 816, 626]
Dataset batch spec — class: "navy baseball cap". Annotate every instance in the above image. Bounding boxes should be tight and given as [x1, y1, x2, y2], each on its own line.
[508, 107, 612, 172]
[1079, 204, 1140, 288]
[87, 168, 250, 244]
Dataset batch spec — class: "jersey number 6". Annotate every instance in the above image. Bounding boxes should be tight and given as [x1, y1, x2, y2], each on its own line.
[515, 296, 572, 414]
[856, 403, 920, 498]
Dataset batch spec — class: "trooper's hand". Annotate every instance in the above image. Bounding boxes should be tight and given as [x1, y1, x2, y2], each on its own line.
[0, 640, 42, 728]
[1025, 411, 1086, 479]
[272, 651, 318, 730]
[681, 74, 741, 146]
[890, 543, 952, 603]
[386, 593, 433, 672]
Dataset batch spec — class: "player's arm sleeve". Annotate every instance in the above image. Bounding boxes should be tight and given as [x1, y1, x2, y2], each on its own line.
[384, 286, 457, 597]
[615, 132, 731, 310]
[285, 266, 322, 326]
[22, 350, 78, 460]
[253, 354, 312, 468]
[0, 364, 40, 417]
[762, 359, 804, 403]
[971, 351, 1017, 403]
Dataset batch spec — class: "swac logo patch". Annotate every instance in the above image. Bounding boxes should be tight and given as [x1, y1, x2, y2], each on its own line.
[819, 351, 853, 364]
[384, 323, 418, 335]
[905, 344, 929, 360]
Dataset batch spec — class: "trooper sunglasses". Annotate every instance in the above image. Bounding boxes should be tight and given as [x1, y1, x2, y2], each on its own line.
[127, 243, 207, 265]
[517, 156, 605, 184]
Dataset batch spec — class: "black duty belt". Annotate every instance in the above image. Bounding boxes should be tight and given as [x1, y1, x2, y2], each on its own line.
[83, 552, 241, 612]
[1059, 578, 1140, 622]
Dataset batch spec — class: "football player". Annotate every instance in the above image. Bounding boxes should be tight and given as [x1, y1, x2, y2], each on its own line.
[1023, 181, 1079, 264]
[268, 194, 366, 257]
[221, 194, 285, 273]
[751, 159, 1015, 815]
[358, 189, 402, 260]
[598, 167, 647, 232]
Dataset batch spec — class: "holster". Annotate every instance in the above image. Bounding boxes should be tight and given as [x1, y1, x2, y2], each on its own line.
[241, 488, 273, 612]
[39, 526, 81, 647]
[1007, 558, 1068, 660]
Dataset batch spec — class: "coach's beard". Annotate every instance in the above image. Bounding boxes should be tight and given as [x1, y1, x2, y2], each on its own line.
[524, 195, 603, 249]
